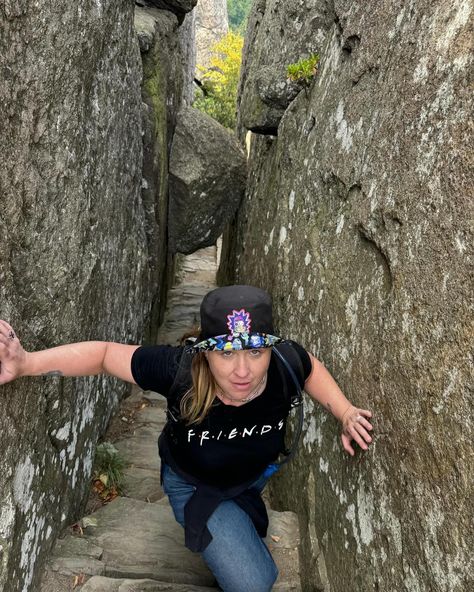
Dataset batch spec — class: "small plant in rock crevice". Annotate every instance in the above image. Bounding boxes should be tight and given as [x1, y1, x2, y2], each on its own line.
[287, 53, 320, 86]
[92, 442, 127, 501]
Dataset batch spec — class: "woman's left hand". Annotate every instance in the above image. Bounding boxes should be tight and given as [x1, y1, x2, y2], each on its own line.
[340, 405, 373, 456]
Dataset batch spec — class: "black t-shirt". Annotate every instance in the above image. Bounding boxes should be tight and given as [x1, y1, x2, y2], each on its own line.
[131, 342, 311, 487]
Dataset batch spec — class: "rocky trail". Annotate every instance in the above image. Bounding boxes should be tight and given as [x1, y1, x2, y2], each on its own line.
[39, 247, 302, 591]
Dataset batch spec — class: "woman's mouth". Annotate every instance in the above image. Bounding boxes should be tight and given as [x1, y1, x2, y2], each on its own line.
[231, 381, 251, 391]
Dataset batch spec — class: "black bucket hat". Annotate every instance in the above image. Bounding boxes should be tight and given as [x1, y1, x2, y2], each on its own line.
[193, 285, 282, 351]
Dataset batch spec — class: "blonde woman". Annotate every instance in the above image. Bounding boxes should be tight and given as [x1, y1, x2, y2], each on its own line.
[0, 285, 373, 592]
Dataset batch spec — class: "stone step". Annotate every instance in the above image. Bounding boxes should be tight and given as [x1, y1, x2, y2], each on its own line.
[81, 577, 217, 591]
[80, 576, 301, 591]
[157, 246, 218, 346]
[44, 496, 215, 586]
[41, 495, 301, 591]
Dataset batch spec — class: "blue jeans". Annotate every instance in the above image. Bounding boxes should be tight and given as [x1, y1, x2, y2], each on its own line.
[161, 463, 279, 592]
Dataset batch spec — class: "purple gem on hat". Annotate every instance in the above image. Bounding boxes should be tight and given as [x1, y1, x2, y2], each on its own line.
[227, 309, 251, 334]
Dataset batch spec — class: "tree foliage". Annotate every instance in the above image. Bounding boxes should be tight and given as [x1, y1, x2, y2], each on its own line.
[194, 31, 244, 130]
[227, 0, 252, 33]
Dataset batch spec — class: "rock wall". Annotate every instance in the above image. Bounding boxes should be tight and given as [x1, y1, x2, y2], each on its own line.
[195, 0, 229, 70]
[221, 1, 473, 591]
[136, 4, 196, 333]
[0, 1, 196, 590]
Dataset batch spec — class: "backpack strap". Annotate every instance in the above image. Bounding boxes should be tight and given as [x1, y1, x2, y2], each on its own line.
[166, 344, 194, 424]
[272, 341, 305, 408]
[267, 341, 307, 472]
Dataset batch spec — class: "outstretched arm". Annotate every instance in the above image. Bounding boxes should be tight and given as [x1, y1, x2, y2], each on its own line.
[0, 319, 139, 385]
[304, 353, 373, 456]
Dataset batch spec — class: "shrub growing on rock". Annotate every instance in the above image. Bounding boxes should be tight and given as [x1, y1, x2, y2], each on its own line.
[287, 54, 320, 86]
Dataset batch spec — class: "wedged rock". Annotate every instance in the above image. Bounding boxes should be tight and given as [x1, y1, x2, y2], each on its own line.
[81, 576, 216, 591]
[168, 106, 247, 254]
[237, 0, 332, 135]
[144, 1, 198, 25]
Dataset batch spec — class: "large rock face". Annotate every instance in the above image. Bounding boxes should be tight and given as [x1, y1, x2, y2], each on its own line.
[237, 0, 332, 135]
[0, 3, 144, 590]
[221, 1, 473, 591]
[195, 0, 229, 70]
[169, 106, 247, 254]
[0, 2, 195, 591]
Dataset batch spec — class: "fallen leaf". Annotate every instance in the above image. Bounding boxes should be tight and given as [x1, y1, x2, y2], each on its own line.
[93, 479, 106, 494]
[72, 573, 86, 588]
[70, 523, 84, 536]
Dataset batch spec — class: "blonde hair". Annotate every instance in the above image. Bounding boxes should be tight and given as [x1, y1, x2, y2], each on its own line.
[180, 352, 219, 425]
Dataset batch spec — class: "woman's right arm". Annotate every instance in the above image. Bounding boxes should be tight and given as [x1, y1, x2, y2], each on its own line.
[0, 319, 139, 385]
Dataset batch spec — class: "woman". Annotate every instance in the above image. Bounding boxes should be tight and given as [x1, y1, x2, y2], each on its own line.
[0, 285, 373, 592]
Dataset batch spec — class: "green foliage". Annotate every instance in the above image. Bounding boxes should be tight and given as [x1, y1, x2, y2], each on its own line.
[194, 31, 244, 130]
[92, 442, 126, 496]
[287, 54, 320, 85]
[227, 0, 252, 33]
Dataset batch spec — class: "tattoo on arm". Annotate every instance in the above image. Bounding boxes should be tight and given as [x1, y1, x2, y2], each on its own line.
[42, 370, 64, 377]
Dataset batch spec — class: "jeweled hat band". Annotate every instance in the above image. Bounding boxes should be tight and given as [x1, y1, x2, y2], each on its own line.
[194, 332, 282, 351]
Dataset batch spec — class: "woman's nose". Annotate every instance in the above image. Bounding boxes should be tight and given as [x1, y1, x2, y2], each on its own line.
[233, 355, 250, 377]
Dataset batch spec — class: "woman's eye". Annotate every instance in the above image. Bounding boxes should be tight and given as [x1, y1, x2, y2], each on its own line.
[249, 349, 262, 356]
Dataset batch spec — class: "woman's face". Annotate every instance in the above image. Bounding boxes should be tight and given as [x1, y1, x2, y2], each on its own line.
[206, 348, 272, 398]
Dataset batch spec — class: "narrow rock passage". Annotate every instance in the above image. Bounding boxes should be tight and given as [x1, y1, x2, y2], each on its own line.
[40, 246, 301, 591]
